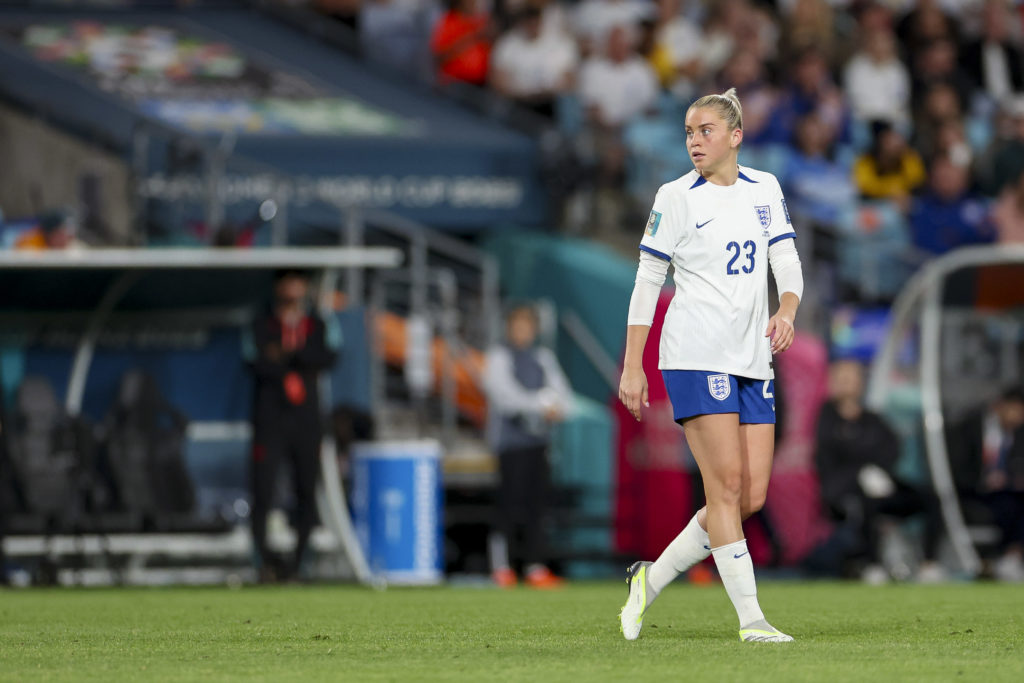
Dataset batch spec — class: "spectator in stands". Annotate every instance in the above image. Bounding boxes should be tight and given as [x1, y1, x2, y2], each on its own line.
[490, 4, 578, 118]
[576, 23, 657, 231]
[833, 0, 894, 70]
[636, 15, 670, 88]
[701, 0, 777, 74]
[911, 82, 964, 165]
[947, 388, 1024, 582]
[360, 0, 438, 79]
[962, 0, 1024, 107]
[853, 119, 926, 207]
[909, 38, 973, 115]
[738, 0, 780, 63]
[430, 0, 494, 86]
[571, 0, 651, 58]
[978, 96, 1024, 197]
[713, 50, 777, 146]
[764, 45, 848, 147]
[650, 0, 704, 100]
[896, 0, 959, 61]
[779, 0, 836, 67]
[484, 304, 573, 589]
[843, 27, 910, 128]
[992, 170, 1024, 244]
[782, 112, 856, 228]
[246, 270, 340, 582]
[908, 155, 993, 255]
[578, 24, 657, 129]
[815, 358, 946, 583]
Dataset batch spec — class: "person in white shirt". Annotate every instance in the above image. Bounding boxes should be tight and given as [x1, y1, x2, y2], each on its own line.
[574, 23, 657, 232]
[617, 88, 803, 643]
[490, 5, 578, 117]
[577, 24, 658, 129]
[843, 28, 911, 126]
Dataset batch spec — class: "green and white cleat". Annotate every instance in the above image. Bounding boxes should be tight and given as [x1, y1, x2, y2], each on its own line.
[739, 620, 794, 643]
[619, 561, 653, 641]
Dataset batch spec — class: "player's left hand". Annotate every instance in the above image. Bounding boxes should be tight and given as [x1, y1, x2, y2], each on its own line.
[765, 313, 795, 354]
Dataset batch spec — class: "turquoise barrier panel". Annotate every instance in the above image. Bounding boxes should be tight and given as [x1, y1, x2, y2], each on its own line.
[550, 394, 615, 578]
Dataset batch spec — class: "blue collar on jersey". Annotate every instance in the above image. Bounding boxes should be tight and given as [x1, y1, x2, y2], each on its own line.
[689, 171, 759, 189]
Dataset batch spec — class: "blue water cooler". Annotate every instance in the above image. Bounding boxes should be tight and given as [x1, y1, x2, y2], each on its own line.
[351, 440, 444, 584]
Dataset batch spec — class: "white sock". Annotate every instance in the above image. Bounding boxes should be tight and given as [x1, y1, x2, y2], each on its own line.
[648, 514, 711, 597]
[711, 539, 765, 628]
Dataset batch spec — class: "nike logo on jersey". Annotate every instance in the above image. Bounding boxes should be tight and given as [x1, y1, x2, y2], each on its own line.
[733, 550, 750, 559]
[696, 218, 714, 229]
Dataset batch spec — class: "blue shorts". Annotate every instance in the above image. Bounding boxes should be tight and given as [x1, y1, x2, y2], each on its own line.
[662, 370, 775, 424]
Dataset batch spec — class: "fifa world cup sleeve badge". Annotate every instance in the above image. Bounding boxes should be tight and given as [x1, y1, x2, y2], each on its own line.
[646, 210, 662, 236]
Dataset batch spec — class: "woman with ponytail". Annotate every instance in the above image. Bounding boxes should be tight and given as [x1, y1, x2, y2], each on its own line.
[617, 88, 804, 643]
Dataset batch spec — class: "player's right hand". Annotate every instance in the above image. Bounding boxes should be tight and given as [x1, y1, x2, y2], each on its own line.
[619, 367, 649, 422]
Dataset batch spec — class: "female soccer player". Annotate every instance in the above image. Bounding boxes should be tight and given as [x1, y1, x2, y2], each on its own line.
[617, 88, 803, 643]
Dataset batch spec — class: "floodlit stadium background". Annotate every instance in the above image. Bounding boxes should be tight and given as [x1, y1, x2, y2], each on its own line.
[1, 0, 1023, 592]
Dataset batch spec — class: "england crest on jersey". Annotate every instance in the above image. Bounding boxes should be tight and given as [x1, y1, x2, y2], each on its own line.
[755, 205, 771, 228]
[707, 374, 731, 401]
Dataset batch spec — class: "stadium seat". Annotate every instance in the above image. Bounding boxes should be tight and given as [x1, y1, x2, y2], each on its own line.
[101, 370, 198, 526]
[6, 376, 91, 530]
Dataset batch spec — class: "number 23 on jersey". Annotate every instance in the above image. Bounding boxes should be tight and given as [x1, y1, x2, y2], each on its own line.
[725, 240, 756, 275]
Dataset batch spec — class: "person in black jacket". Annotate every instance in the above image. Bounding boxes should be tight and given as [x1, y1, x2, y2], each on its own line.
[946, 388, 1024, 582]
[815, 359, 945, 583]
[961, 0, 1024, 104]
[246, 270, 339, 582]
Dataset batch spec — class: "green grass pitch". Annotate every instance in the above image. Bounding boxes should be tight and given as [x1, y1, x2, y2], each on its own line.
[1, 581, 1022, 681]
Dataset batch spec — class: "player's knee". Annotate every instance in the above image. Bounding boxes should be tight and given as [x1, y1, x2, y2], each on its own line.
[710, 471, 743, 506]
[742, 491, 767, 518]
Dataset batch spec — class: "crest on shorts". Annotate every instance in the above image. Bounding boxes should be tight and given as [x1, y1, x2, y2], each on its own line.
[707, 374, 731, 401]
[646, 210, 662, 236]
[755, 205, 771, 228]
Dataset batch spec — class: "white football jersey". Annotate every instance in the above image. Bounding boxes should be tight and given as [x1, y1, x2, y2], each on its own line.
[639, 166, 796, 380]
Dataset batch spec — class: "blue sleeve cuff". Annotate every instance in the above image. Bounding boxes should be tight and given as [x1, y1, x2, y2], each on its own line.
[768, 232, 796, 246]
[639, 244, 672, 261]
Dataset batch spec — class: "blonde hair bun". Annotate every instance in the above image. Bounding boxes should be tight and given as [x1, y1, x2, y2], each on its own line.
[689, 88, 744, 131]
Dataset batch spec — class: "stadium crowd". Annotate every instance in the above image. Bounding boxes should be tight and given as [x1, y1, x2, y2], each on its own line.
[311, 0, 1024, 303]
